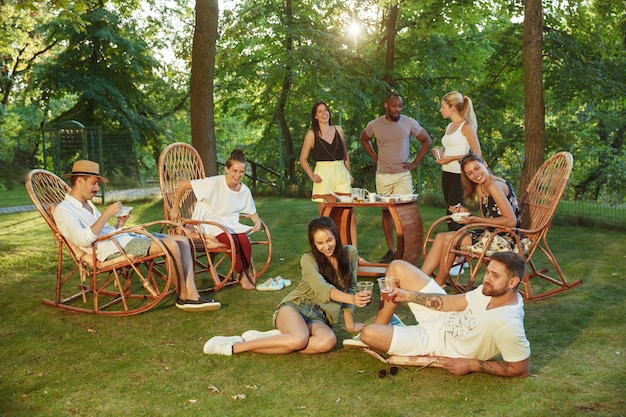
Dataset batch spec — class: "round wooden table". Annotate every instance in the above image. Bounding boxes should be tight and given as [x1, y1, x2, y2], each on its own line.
[320, 199, 423, 277]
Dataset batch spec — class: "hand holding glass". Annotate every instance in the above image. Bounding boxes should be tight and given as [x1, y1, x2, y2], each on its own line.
[356, 281, 374, 306]
[377, 277, 395, 301]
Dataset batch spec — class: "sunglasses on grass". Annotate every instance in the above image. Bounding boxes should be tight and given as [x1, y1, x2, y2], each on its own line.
[377, 366, 399, 379]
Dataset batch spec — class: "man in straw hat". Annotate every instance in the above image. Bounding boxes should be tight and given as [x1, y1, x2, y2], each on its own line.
[54, 160, 220, 312]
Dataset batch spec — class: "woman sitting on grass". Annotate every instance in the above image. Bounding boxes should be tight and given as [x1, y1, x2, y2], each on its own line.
[203, 216, 371, 355]
[421, 153, 521, 287]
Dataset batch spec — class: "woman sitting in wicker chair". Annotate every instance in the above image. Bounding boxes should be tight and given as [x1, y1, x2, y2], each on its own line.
[170, 149, 264, 290]
[421, 153, 521, 287]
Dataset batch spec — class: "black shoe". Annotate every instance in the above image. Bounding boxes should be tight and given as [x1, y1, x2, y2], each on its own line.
[175, 296, 221, 312]
[379, 250, 396, 264]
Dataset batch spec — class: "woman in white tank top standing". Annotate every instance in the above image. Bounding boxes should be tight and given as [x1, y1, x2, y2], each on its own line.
[434, 91, 481, 274]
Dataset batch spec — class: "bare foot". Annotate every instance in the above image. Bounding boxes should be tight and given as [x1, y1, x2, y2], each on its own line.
[243, 268, 257, 286]
[239, 272, 256, 290]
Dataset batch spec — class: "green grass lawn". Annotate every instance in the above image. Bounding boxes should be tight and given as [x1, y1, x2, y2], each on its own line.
[0, 185, 31, 207]
[0, 196, 624, 416]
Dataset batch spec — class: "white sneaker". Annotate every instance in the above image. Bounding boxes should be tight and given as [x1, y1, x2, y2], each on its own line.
[256, 277, 285, 291]
[273, 275, 292, 287]
[342, 334, 369, 348]
[241, 329, 281, 342]
[449, 262, 469, 276]
[203, 336, 243, 355]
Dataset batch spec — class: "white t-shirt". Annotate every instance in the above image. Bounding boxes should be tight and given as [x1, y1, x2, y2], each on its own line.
[399, 285, 530, 362]
[191, 176, 257, 236]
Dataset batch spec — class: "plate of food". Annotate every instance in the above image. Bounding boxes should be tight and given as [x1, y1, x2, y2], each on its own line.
[336, 195, 354, 203]
[450, 212, 470, 222]
[116, 206, 133, 217]
[399, 194, 419, 202]
[380, 194, 401, 203]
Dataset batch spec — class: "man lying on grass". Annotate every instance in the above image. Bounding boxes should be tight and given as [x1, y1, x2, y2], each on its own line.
[346, 251, 530, 378]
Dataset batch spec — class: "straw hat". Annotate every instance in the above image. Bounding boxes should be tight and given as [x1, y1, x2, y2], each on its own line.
[63, 160, 109, 183]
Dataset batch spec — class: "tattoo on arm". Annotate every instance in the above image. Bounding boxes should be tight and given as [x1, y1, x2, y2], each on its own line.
[407, 292, 444, 310]
[478, 360, 511, 376]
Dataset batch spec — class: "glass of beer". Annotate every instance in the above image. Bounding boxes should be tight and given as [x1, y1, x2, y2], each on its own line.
[377, 277, 395, 301]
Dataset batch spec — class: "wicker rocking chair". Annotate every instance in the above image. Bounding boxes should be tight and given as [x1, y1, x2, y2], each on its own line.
[158, 142, 272, 291]
[26, 169, 181, 316]
[423, 151, 583, 302]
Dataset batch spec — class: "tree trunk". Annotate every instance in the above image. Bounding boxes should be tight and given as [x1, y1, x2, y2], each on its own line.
[190, 0, 219, 175]
[276, 0, 296, 182]
[383, 2, 398, 87]
[521, 0, 545, 194]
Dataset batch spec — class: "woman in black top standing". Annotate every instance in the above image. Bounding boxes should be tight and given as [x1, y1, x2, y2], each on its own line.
[299, 101, 353, 213]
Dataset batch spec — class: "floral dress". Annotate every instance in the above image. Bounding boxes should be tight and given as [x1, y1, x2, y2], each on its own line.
[467, 181, 521, 249]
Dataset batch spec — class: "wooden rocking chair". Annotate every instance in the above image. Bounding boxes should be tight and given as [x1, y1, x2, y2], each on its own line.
[158, 142, 272, 291]
[423, 151, 583, 302]
[26, 169, 181, 316]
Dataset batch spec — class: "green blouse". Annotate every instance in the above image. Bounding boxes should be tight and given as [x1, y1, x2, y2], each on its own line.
[279, 245, 358, 326]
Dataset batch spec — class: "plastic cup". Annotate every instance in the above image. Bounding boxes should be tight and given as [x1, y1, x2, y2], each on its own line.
[377, 277, 395, 301]
[357, 188, 366, 203]
[368, 192, 377, 203]
[357, 281, 374, 295]
[433, 147, 443, 160]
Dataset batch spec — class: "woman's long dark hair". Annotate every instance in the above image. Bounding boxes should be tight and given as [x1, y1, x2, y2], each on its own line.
[310, 102, 333, 137]
[308, 216, 350, 289]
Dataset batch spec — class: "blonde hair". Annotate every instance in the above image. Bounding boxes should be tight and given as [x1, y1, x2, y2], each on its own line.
[442, 91, 477, 131]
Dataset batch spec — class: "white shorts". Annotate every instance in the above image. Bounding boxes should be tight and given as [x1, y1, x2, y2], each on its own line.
[375, 171, 413, 196]
[387, 279, 448, 356]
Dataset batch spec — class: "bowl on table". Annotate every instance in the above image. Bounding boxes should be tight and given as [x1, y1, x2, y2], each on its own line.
[399, 194, 419, 202]
[380, 195, 401, 203]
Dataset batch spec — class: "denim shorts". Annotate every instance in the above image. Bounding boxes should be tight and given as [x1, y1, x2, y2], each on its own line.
[105, 233, 166, 260]
[273, 300, 330, 328]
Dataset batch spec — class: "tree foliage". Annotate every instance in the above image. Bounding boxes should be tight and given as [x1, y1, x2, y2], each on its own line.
[0, 0, 623, 204]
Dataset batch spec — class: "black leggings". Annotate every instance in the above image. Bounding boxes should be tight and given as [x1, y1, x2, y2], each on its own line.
[441, 171, 465, 231]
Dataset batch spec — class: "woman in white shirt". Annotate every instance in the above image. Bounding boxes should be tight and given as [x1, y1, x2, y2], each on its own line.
[434, 92, 482, 276]
[171, 149, 263, 290]
[435, 91, 482, 230]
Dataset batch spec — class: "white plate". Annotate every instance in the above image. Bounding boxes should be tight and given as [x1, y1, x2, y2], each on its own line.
[116, 206, 133, 217]
[400, 194, 419, 201]
[336, 196, 353, 203]
[450, 212, 470, 222]
[380, 194, 402, 203]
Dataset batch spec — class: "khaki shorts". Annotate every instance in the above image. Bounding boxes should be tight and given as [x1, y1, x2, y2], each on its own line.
[375, 171, 413, 195]
[311, 160, 352, 202]
[105, 232, 166, 260]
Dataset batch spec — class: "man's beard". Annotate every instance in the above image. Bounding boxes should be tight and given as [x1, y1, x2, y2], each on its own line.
[482, 284, 509, 297]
